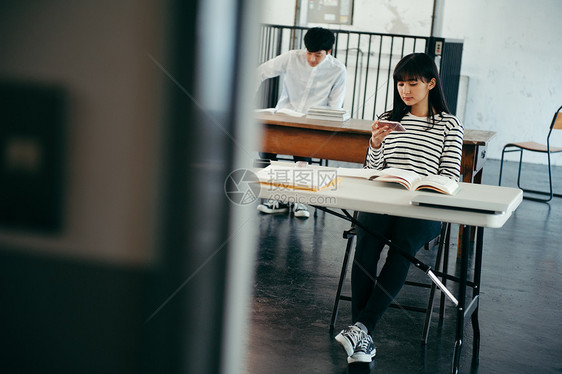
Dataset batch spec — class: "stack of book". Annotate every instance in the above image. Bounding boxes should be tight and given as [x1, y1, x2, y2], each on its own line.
[306, 107, 351, 122]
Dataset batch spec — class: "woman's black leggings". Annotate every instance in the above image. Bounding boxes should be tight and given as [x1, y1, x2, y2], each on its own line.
[352, 212, 442, 333]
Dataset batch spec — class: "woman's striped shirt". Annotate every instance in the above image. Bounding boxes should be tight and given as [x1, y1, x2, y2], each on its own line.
[365, 112, 464, 182]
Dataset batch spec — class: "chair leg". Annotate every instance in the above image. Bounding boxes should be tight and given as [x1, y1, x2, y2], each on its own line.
[500, 147, 558, 202]
[330, 232, 355, 331]
[516, 149, 524, 190]
[517, 150, 560, 202]
[498, 147, 507, 186]
[421, 222, 450, 344]
[529, 150, 554, 201]
[547, 151, 554, 201]
[439, 223, 451, 321]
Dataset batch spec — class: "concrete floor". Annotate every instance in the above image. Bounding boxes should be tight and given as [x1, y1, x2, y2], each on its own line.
[246, 159, 562, 374]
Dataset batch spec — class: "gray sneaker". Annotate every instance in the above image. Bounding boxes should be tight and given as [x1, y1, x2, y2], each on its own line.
[335, 325, 366, 356]
[257, 200, 289, 214]
[347, 334, 376, 364]
[292, 203, 310, 218]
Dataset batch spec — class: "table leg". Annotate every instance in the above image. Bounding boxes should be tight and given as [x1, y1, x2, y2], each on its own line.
[452, 225, 471, 374]
[469, 172, 484, 242]
[471, 227, 484, 359]
[457, 156, 476, 257]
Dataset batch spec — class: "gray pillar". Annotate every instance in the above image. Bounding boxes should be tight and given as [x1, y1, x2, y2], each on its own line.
[144, 0, 260, 373]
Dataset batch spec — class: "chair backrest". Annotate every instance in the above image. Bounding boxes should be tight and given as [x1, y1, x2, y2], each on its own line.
[547, 105, 562, 144]
[553, 109, 562, 130]
[552, 112, 562, 130]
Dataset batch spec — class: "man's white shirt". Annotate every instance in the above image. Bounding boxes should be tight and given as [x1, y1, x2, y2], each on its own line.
[257, 49, 347, 113]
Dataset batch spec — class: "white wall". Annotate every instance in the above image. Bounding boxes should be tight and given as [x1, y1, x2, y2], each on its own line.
[262, 0, 434, 35]
[442, 0, 562, 165]
[260, 0, 562, 165]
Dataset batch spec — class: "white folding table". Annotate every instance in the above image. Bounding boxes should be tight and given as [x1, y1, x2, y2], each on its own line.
[256, 167, 523, 374]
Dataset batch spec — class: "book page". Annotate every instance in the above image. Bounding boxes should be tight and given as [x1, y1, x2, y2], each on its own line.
[413, 174, 460, 195]
[336, 167, 382, 180]
[276, 108, 306, 117]
[254, 108, 276, 114]
[254, 108, 306, 117]
[374, 168, 421, 190]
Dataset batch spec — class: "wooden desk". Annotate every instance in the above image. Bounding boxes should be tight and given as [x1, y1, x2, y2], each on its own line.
[257, 113, 373, 163]
[257, 112, 496, 184]
[461, 130, 496, 183]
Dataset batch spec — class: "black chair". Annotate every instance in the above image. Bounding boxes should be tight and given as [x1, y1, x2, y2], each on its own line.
[329, 218, 451, 345]
[498, 104, 562, 202]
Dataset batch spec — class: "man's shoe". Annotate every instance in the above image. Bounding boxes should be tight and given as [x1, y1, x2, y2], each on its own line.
[335, 325, 366, 357]
[292, 203, 310, 218]
[347, 335, 376, 364]
[257, 200, 289, 214]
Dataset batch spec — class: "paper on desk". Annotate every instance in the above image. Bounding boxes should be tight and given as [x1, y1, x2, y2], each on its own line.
[256, 163, 340, 191]
[254, 108, 306, 117]
[336, 167, 383, 180]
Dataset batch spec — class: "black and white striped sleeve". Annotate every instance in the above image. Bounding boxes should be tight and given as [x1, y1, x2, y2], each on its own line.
[438, 116, 464, 181]
[364, 144, 385, 170]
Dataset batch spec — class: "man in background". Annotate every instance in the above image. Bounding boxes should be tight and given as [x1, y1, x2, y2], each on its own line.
[256, 27, 347, 218]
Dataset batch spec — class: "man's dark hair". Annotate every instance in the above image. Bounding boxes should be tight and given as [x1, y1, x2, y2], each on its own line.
[303, 27, 335, 53]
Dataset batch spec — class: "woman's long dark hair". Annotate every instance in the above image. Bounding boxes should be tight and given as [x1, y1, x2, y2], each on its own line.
[380, 53, 449, 124]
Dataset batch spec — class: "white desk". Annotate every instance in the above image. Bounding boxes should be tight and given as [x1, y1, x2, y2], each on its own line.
[256, 166, 523, 374]
[258, 176, 521, 228]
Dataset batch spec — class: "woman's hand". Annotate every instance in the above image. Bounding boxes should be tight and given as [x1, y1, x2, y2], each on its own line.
[370, 120, 394, 149]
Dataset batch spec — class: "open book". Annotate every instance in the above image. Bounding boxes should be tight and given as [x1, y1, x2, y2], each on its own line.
[256, 162, 340, 192]
[255, 108, 305, 117]
[337, 167, 460, 195]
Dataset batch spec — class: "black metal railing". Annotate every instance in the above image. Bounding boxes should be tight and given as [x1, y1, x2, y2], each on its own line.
[257, 24, 463, 119]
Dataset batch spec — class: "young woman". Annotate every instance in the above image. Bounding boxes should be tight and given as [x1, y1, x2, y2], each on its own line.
[335, 53, 464, 364]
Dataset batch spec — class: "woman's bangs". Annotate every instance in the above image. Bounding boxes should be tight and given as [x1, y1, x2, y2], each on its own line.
[394, 71, 421, 82]
[394, 58, 426, 82]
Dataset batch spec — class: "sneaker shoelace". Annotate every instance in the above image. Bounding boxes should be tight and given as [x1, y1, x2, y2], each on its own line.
[356, 336, 372, 353]
[344, 326, 364, 346]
